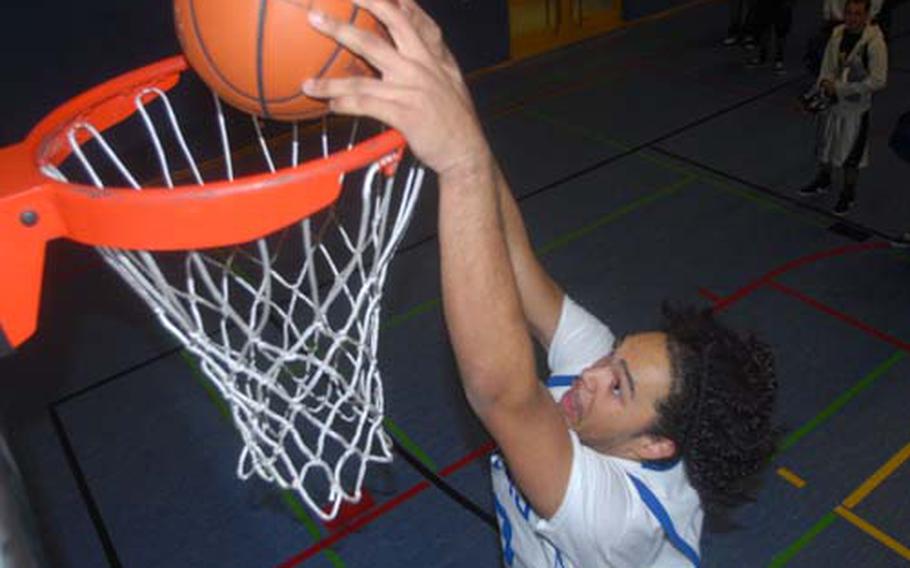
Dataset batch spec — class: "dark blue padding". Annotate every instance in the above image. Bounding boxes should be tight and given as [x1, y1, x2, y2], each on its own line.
[890, 110, 910, 164]
[627, 474, 701, 567]
[0, 325, 12, 358]
[418, 0, 509, 72]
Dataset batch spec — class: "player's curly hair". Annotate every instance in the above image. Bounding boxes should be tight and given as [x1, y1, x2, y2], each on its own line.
[648, 304, 779, 513]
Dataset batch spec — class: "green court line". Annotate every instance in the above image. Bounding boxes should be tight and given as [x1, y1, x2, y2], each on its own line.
[177, 247, 442, 547]
[387, 173, 691, 333]
[537, 176, 695, 256]
[382, 298, 442, 330]
[522, 107, 831, 230]
[777, 351, 905, 454]
[177, 350, 347, 567]
[180, 351, 232, 420]
[768, 511, 838, 567]
[891, 248, 910, 263]
[280, 492, 346, 568]
[632, 149, 829, 229]
[696, 175, 830, 229]
[384, 418, 439, 472]
[522, 107, 628, 152]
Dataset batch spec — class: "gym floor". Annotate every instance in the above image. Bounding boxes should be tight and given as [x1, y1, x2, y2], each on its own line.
[2, 0, 909, 566]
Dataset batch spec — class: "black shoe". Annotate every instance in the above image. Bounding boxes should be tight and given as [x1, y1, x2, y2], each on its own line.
[722, 35, 740, 46]
[746, 55, 767, 68]
[891, 232, 910, 248]
[773, 59, 785, 74]
[833, 195, 854, 216]
[742, 36, 757, 50]
[797, 179, 829, 196]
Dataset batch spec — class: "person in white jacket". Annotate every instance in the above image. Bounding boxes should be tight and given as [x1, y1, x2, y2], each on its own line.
[798, 0, 887, 216]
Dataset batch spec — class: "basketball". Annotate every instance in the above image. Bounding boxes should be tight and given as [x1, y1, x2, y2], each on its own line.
[173, 0, 384, 121]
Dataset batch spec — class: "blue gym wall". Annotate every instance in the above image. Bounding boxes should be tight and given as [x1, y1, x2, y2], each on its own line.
[0, 0, 510, 146]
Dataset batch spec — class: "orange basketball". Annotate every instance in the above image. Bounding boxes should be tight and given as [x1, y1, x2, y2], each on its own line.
[173, 0, 383, 121]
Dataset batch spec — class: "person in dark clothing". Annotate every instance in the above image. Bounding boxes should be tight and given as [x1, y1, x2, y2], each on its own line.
[889, 109, 910, 246]
[745, 0, 795, 72]
[723, 0, 757, 46]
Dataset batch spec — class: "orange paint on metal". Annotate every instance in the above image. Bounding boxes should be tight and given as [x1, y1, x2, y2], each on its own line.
[0, 56, 405, 349]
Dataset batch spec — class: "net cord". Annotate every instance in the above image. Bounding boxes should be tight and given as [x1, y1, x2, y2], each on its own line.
[40, 84, 424, 521]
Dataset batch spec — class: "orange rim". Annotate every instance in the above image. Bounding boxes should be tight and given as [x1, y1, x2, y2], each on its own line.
[0, 55, 407, 349]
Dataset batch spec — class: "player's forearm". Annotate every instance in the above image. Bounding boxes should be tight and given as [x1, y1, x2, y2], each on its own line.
[437, 157, 537, 401]
[493, 165, 563, 346]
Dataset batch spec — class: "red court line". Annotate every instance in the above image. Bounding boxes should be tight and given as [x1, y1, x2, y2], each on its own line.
[767, 281, 910, 353]
[713, 242, 888, 312]
[277, 240, 893, 565]
[276, 441, 497, 568]
[698, 287, 722, 305]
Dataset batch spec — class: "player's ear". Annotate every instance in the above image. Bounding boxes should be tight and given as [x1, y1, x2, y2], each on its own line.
[635, 434, 676, 462]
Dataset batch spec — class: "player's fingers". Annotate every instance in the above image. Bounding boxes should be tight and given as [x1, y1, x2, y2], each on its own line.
[307, 9, 405, 75]
[303, 76, 410, 102]
[387, 0, 465, 93]
[350, 0, 433, 64]
[303, 76, 420, 137]
[325, 92, 411, 128]
[396, 0, 445, 56]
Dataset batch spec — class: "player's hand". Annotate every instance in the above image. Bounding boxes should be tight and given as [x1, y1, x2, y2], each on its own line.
[303, 0, 491, 181]
[395, 0, 471, 102]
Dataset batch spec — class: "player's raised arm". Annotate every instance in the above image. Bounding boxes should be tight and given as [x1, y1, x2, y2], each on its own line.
[303, 0, 574, 517]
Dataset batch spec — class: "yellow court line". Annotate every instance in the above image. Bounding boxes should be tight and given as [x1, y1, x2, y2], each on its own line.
[835, 506, 910, 561]
[776, 467, 806, 488]
[843, 442, 910, 509]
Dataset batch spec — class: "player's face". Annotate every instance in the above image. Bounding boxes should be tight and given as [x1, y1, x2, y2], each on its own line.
[558, 332, 674, 459]
[844, 2, 868, 32]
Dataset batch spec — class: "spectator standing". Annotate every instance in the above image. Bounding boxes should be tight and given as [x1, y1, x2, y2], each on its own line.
[798, 0, 888, 216]
[723, 0, 757, 46]
[745, 0, 794, 72]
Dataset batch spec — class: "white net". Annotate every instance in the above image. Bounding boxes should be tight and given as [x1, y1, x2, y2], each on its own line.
[40, 79, 424, 520]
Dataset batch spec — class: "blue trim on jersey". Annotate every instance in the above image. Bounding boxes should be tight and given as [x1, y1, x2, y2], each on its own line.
[493, 493, 516, 566]
[642, 458, 681, 471]
[547, 375, 577, 388]
[553, 546, 567, 568]
[627, 474, 701, 567]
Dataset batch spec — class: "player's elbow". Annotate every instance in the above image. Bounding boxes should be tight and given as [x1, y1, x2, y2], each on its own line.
[459, 362, 512, 405]
[459, 364, 537, 415]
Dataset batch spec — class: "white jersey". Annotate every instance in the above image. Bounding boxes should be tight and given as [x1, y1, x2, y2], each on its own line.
[490, 296, 704, 567]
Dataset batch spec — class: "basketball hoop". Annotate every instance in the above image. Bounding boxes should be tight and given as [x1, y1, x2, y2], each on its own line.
[0, 56, 424, 520]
